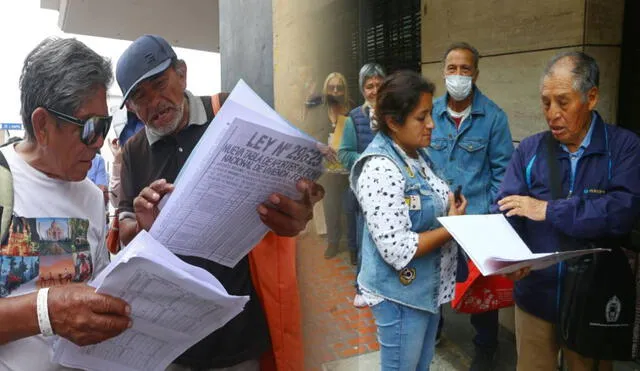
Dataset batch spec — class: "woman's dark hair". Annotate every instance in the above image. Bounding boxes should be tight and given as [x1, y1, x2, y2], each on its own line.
[375, 70, 435, 135]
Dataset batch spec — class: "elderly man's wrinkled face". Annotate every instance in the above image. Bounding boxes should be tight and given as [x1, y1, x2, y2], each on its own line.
[48, 87, 107, 181]
[127, 64, 187, 136]
[541, 59, 598, 151]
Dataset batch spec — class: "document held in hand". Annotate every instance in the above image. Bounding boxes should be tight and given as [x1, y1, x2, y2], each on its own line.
[437, 214, 608, 276]
[150, 80, 324, 267]
[52, 231, 249, 371]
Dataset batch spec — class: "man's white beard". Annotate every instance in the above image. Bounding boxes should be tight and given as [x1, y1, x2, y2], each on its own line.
[147, 101, 185, 137]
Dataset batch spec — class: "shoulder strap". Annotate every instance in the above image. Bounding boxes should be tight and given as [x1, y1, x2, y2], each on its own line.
[200, 93, 228, 122]
[0, 149, 14, 244]
[545, 132, 563, 200]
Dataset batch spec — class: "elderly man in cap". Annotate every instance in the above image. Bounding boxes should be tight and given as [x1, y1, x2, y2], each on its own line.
[116, 34, 323, 370]
[495, 51, 640, 370]
[0, 37, 131, 370]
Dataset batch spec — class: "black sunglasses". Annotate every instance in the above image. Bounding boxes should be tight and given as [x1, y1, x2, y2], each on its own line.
[46, 108, 112, 145]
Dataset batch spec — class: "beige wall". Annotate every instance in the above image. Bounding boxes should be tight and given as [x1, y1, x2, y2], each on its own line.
[421, 0, 625, 332]
[272, 0, 358, 237]
[421, 0, 625, 141]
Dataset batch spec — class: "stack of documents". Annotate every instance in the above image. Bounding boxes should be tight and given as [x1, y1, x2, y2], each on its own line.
[438, 214, 607, 276]
[151, 80, 324, 267]
[52, 231, 249, 371]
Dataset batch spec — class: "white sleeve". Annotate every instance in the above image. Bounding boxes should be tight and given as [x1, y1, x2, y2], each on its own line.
[356, 156, 419, 271]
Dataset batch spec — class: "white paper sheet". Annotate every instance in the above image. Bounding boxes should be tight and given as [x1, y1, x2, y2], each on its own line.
[52, 231, 248, 371]
[150, 81, 324, 267]
[437, 214, 608, 276]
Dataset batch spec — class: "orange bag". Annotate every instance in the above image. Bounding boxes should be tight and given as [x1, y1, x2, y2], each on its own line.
[249, 233, 303, 371]
[106, 211, 121, 254]
[451, 260, 514, 313]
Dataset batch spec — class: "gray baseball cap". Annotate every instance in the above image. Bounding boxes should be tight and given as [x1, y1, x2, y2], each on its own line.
[116, 34, 177, 108]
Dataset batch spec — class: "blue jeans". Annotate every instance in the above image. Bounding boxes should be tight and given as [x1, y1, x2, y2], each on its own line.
[371, 300, 441, 371]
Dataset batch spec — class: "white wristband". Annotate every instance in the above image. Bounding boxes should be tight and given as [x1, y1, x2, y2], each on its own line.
[36, 288, 54, 337]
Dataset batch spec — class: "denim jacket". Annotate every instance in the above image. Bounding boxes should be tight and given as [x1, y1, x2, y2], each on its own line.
[428, 88, 513, 215]
[350, 132, 451, 313]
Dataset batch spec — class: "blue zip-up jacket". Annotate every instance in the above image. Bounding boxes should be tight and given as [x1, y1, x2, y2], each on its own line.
[429, 88, 513, 215]
[493, 112, 640, 322]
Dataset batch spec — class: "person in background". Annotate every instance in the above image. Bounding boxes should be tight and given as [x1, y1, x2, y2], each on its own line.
[108, 108, 144, 209]
[338, 62, 386, 307]
[428, 42, 513, 369]
[87, 152, 108, 206]
[351, 70, 466, 370]
[320, 72, 353, 259]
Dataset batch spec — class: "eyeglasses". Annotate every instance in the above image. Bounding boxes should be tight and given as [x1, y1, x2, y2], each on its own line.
[328, 84, 345, 92]
[46, 108, 112, 145]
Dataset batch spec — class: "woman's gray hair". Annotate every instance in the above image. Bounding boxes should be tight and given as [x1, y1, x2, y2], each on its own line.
[543, 51, 599, 102]
[358, 63, 386, 93]
[19, 37, 113, 141]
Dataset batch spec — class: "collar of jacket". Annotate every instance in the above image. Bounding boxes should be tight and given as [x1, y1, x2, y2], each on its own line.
[550, 111, 608, 159]
[433, 85, 486, 119]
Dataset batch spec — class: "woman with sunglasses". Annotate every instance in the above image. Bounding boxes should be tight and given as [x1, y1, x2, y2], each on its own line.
[318, 72, 354, 260]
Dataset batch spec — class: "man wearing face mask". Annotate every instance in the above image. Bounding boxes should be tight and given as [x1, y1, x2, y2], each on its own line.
[428, 42, 514, 371]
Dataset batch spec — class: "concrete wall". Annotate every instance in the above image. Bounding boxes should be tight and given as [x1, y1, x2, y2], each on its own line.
[421, 0, 625, 332]
[421, 0, 625, 141]
[219, 0, 274, 106]
[272, 0, 358, 236]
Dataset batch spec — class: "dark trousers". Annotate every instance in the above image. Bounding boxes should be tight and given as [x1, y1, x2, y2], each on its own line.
[323, 175, 350, 246]
[470, 310, 499, 351]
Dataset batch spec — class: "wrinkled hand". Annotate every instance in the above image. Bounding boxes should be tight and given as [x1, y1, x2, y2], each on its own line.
[498, 195, 547, 221]
[447, 192, 467, 216]
[134, 179, 175, 231]
[317, 143, 339, 164]
[504, 267, 531, 282]
[48, 284, 131, 346]
[108, 138, 123, 164]
[257, 179, 325, 237]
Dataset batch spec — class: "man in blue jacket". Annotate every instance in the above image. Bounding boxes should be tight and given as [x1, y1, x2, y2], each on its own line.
[495, 51, 640, 371]
[429, 42, 513, 370]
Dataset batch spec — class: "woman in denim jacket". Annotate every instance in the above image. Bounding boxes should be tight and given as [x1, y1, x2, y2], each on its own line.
[350, 70, 467, 370]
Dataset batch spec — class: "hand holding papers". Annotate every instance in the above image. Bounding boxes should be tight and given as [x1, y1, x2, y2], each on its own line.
[437, 214, 607, 276]
[150, 81, 324, 267]
[52, 231, 248, 371]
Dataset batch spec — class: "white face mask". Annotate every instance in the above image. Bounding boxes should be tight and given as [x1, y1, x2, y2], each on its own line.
[445, 75, 473, 101]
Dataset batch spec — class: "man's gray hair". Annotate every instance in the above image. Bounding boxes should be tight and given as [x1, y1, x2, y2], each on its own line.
[19, 37, 113, 141]
[543, 51, 599, 101]
[443, 42, 480, 70]
[358, 63, 386, 93]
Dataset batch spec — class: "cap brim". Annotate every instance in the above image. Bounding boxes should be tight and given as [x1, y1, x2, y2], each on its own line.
[119, 59, 172, 108]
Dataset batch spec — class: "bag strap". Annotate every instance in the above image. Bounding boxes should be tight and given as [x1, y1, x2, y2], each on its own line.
[211, 93, 222, 115]
[544, 132, 563, 200]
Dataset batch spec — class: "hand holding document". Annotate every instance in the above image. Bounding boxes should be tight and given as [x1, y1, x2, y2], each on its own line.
[52, 231, 248, 371]
[150, 80, 324, 267]
[437, 214, 608, 276]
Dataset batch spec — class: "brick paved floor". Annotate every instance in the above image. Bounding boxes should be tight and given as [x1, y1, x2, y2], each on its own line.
[297, 233, 379, 371]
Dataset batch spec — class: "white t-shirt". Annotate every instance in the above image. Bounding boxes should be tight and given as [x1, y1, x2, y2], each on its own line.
[0, 145, 109, 371]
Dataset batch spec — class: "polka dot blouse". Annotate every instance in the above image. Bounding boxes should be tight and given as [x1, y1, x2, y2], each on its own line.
[356, 145, 458, 307]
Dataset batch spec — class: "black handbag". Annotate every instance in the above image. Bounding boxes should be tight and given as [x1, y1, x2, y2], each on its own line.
[544, 132, 635, 360]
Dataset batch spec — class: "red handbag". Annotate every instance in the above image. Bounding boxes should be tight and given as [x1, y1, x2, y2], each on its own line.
[451, 260, 514, 313]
